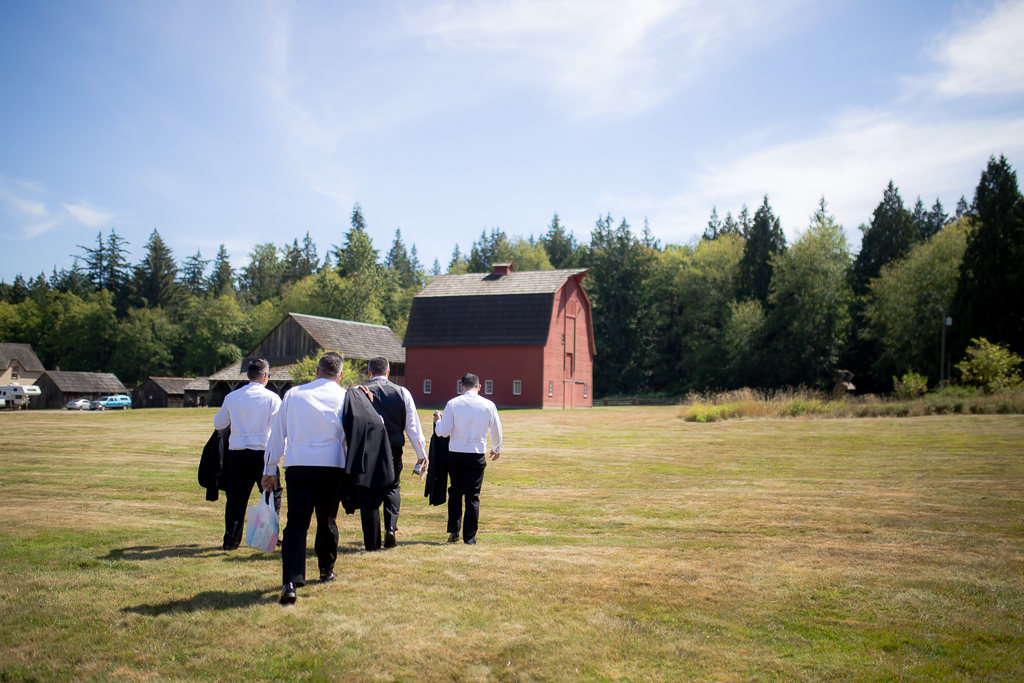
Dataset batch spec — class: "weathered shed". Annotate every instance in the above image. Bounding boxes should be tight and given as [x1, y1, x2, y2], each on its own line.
[184, 377, 211, 407]
[35, 371, 129, 409]
[208, 312, 406, 405]
[403, 264, 594, 409]
[0, 343, 45, 386]
[133, 377, 195, 408]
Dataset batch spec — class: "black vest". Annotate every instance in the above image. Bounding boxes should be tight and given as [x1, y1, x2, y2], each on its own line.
[364, 378, 406, 447]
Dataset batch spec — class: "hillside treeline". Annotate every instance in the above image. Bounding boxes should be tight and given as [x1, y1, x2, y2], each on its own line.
[2, 156, 1022, 396]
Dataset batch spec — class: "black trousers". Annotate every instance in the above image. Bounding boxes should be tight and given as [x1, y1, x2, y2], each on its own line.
[357, 486, 385, 551]
[447, 451, 487, 543]
[383, 443, 404, 533]
[223, 449, 281, 547]
[282, 466, 343, 586]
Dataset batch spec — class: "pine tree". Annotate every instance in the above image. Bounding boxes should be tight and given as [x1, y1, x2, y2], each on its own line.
[850, 181, 917, 295]
[951, 154, 1024, 357]
[77, 231, 107, 291]
[281, 233, 319, 285]
[181, 249, 210, 296]
[956, 195, 971, 219]
[104, 228, 131, 293]
[209, 244, 235, 296]
[129, 229, 182, 309]
[540, 213, 580, 268]
[239, 243, 282, 304]
[722, 211, 739, 236]
[737, 196, 786, 306]
[431, 258, 442, 277]
[703, 207, 721, 241]
[468, 228, 513, 272]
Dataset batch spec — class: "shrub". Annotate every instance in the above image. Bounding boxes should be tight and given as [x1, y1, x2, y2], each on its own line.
[893, 371, 928, 400]
[956, 338, 1023, 394]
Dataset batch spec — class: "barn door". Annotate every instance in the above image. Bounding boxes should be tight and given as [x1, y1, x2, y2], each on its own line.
[563, 316, 576, 409]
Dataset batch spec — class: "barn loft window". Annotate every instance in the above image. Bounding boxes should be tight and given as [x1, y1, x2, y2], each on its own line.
[10, 364, 19, 380]
[513, 380, 522, 395]
[423, 379, 431, 394]
[485, 380, 493, 395]
[548, 381, 553, 397]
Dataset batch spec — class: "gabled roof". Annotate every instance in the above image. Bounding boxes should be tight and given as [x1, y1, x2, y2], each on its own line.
[143, 377, 193, 395]
[208, 360, 300, 383]
[184, 377, 210, 391]
[404, 268, 590, 348]
[414, 268, 588, 298]
[42, 371, 127, 394]
[0, 343, 44, 372]
[286, 312, 406, 363]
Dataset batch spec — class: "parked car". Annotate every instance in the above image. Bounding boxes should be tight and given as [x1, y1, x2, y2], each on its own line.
[90, 395, 132, 411]
[65, 398, 92, 410]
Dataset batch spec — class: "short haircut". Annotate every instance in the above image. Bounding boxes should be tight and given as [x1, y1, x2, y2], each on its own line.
[368, 356, 389, 377]
[318, 351, 344, 379]
[460, 373, 480, 390]
[247, 359, 270, 381]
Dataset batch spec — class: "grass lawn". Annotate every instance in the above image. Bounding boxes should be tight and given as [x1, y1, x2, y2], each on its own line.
[1, 407, 1022, 682]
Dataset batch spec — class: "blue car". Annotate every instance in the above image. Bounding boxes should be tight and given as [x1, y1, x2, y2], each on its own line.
[90, 395, 132, 411]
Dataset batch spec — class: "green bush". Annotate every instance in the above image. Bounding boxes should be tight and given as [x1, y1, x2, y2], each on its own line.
[893, 371, 928, 400]
[956, 338, 1023, 394]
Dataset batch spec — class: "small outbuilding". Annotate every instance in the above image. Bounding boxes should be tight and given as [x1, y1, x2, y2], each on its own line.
[0, 343, 45, 386]
[403, 264, 595, 409]
[35, 371, 129, 409]
[133, 377, 196, 408]
[207, 312, 407, 405]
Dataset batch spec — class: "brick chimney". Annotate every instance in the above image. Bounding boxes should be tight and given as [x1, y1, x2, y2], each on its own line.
[491, 262, 513, 275]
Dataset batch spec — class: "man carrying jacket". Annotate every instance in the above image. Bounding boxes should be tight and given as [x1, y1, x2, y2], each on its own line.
[362, 356, 426, 548]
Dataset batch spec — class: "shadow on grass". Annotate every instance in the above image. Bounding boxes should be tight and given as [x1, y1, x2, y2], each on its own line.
[101, 544, 226, 561]
[122, 588, 278, 615]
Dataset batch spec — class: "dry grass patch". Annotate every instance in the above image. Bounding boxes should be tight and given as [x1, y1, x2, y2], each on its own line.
[0, 407, 1022, 681]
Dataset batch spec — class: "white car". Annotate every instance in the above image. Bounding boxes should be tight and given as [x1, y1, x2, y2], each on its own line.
[66, 398, 92, 410]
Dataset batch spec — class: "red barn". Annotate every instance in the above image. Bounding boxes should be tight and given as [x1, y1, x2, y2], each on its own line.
[403, 264, 595, 409]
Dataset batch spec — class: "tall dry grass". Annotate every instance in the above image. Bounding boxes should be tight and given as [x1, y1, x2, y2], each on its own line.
[681, 386, 1024, 422]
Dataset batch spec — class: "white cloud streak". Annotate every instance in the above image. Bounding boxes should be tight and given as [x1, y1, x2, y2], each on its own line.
[929, 0, 1024, 97]
[62, 202, 114, 228]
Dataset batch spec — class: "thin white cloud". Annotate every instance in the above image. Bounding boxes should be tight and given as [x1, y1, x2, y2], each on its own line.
[0, 178, 63, 240]
[406, 0, 814, 119]
[929, 0, 1024, 97]
[625, 110, 1024, 246]
[62, 202, 114, 228]
[21, 217, 65, 240]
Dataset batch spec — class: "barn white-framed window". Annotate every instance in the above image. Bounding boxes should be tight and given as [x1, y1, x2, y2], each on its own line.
[583, 383, 588, 398]
[485, 379, 493, 395]
[10, 364, 19, 381]
[513, 380, 522, 395]
[548, 381, 553, 397]
[423, 379, 431, 394]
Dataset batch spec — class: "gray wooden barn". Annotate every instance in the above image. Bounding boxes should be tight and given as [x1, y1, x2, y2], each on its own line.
[35, 371, 129, 409]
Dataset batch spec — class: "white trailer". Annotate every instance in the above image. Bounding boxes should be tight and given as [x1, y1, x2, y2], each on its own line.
[0, 383, 42, 409]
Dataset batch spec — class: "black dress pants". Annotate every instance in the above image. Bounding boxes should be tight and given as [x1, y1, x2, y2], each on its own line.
[447, 451, 487, 543]
[282, 466, 343, 586]
[357, 486, 385, 551]
[383, 443, 403, 533]
[223, 449, 281, 548]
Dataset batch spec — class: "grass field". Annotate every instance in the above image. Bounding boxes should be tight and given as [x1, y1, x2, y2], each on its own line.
[1, 407, 1022, 682]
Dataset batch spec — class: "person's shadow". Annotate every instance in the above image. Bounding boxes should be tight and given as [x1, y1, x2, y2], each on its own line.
[101, 545, 223, 561]
[122, 588, 278, 615]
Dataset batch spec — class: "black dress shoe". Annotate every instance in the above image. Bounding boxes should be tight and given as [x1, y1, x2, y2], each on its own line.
[319, 571, 335, 583]
[384, 530, 397, 548]
[279, 583, 297, 605]
[464, 538, 476, 545]
[447, 533, 459, 544]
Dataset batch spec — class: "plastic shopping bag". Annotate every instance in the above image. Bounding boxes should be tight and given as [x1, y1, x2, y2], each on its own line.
[245, 490, 279, 552]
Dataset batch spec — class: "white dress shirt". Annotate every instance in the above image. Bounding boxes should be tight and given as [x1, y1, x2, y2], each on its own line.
[213, 381, 282, 451]
[263, 378, 347, 475]
[435, 389, 502, 455]
[366, 376, 428, 459]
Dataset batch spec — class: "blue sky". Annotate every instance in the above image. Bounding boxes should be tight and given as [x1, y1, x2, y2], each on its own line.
[3, 0, 1023, 282]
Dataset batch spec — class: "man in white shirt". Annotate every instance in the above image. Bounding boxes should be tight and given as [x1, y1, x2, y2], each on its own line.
[363, 356, 427, 549]
[433, 372, 502, 545]
[213, 359, 282, 550]
[262, 352, 348, 605]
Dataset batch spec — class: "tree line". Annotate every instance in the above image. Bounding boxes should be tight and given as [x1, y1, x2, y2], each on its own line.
[2, 156, 1021, 396]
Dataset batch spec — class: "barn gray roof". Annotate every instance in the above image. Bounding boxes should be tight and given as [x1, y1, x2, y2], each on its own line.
[0, 343, 44, 372]
[145, 377, 193, 395]
[287, 313, 406, 363]
[42, 371, 127, 394]
[208, 360, 300, 382]
[184, 377, 210, 391]
[404, 269, 589, 348]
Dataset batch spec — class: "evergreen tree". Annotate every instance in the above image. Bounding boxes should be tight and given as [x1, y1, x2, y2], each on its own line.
[468, 228, 513, 272]
[448, 244, 468, 274]
[239, 243, 282, 305]
[951, 154, 1024, 358]
[539, 213, 580, 268]
[925, 198, 948, 240]
[737, 196, 786, 306]
[385, 229, 415, 288]
[77, 231, 107, 291]
[703, 207, 722, 241]
[350, 203, 367, 232]
[181, 249, 210, 297]
[850, 181, 917, 295]
[333, 206, 384, 322]
[129, 229, 182, 310]
[104, 228, 131, 293]
[408, 245, 425, 288]
[431, 258, 442, 277]
[209, 244, 235, 296]
[10, 275, 28, 303]
[738, 205, 751, 234]
[721, 211, 739, 236]
[955, 195, 971, 219]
